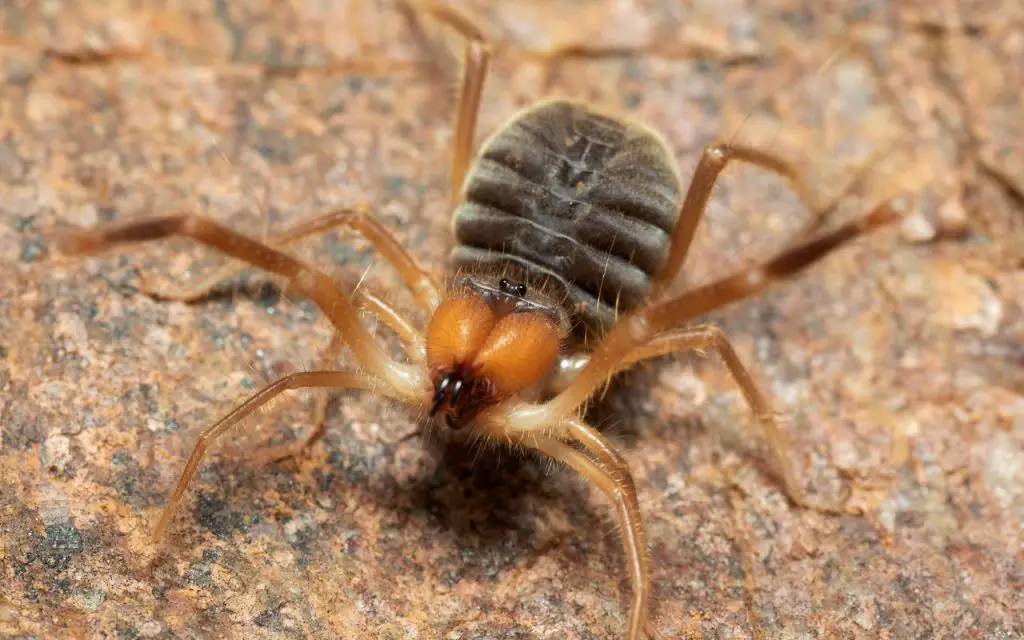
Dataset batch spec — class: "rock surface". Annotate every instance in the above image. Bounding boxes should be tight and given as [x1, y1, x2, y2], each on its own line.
[2, 1, 1022, 638]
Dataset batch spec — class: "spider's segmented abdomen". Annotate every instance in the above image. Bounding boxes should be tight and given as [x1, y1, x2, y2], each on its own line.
[450, 100, 682, 342]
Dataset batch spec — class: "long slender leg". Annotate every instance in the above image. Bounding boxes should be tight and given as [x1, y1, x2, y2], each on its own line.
[355, 290, 427, 362]
[415, 1, 491, 204]
[562, 418, 665, 640]
[137, 205, 441, 312]
[252, 291, 427, 465]
[56, 214, 428, 399]
[653, 143, 863, 297]
[250, 335, 348, 465]
[153, 370, 379, 541]
[495, 201, 899, 432]
[622, 325, 841, 511]
[792, 140, 901, 240]
[529, 432, 654, 640]
[122, 206, 431, 463]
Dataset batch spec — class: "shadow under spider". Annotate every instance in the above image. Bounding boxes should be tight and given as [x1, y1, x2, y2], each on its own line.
[174, 421, 605, 588]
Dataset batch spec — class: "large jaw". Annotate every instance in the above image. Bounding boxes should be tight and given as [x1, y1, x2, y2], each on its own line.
[428, 363, 495, 429]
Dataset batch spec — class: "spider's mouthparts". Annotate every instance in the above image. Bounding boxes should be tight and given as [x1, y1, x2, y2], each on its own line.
[429, 370, 466, 428]
[429, 365, 492, 429]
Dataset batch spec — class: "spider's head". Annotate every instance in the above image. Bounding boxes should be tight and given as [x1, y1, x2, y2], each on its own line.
[425, 280, 564, 429]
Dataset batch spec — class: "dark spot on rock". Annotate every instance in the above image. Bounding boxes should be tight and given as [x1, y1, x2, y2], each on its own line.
[314, 469, 335, 493]
[481, 627, 535, 639]
[195, 491, 246, 539]
[21, 237, 44, 262]
[256, 281, 280, 308]
[1, 386, 42, 451]
[288, 521, 317, 569]
[840, 515, 881, 546]
[253, 602, 284, 629]
[324, 237, 374, 268]
[694, 57, 716, 76]
[14, 215, 35, 231]
[184, 540, 221, 586]
[700, 96, 720, 120]
[442, 568, 459, 588]
[30, 521, 84, 573]
[116, 620, 139, 640]
[111, 449, 157, 508]
[386, 175, 405, 194]
[161, 153, 183, 174]
[138, 382, 159, 415]
[894, 573, 911, 594]
[822, 555, 839, 583]
[185, 561, 212, 586]
[51, 576, 73, 594]
[254, 129, 296, 162]
[646, 464, 668, 492]
[4, 59, 33, 86]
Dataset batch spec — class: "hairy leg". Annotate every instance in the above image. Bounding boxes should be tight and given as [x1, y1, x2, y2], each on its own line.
[479, 410, 660, 638]
[249, 335, 347, 465]
[529, 428, 655, 640]
[56, 213, 429, 399]
[253, 290, 426, 465]
[653, 143, 877, 297]
[152, 370, 380, 541]
[623, 325, 844, 511]
[137, 205, 441, 312]
[355, 290, 427, 362]
[413, 1, 491, 204]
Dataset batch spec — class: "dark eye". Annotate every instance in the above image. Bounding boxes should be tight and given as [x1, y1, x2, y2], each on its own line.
[499, 278, 527, 298]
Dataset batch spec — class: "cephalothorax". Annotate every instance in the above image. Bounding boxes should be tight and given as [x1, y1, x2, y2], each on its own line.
[53, 4, 899, 638]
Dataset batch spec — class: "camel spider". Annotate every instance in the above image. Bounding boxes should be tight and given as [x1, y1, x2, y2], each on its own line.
[53, 4, 900, 638]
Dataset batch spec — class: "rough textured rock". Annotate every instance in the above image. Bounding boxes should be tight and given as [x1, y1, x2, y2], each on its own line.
[2, 1, 1022, 638]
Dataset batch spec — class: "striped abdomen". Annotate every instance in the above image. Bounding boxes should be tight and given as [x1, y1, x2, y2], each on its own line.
[450, 100, 682, 343]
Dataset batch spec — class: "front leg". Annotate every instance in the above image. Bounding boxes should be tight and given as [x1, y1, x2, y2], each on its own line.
[252, 291, 426, 466]
[55, 213, 428, 400]
[136, 205, 441, 312]
[152, 370, 382, 541]
[528, 427, 659, 640]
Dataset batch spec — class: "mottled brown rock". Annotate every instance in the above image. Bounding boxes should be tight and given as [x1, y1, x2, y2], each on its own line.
[2, 1, 1022, 638]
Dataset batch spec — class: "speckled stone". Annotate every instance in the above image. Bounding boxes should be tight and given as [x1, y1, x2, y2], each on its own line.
[2, 1, 1023, 639]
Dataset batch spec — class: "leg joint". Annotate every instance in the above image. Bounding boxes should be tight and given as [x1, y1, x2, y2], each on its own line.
[179, 213, 204, 237]
[703, 144, 730, 167]
[350, 202, 374, 226]
[695, 324, 729, 349]
[624, 313, 652, 345]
